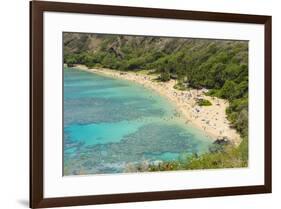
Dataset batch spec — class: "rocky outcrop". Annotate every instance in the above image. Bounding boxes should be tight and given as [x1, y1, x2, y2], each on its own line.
[213, 136, 231, 146]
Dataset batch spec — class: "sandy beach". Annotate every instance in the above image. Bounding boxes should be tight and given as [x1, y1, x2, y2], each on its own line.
[71, 64, 241, 146]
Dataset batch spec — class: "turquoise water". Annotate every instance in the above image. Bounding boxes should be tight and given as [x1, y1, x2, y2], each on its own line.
[64, 68, 213, 175]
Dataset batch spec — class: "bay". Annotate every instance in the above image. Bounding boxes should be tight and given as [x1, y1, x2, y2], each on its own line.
[64, 68, 213, 175]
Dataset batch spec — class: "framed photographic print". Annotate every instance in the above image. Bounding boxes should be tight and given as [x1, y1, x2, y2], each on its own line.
[30, 0, 272, 208]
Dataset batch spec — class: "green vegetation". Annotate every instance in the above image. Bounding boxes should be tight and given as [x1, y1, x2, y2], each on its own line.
[173, 82, 187, 91]
[64, 33, 249, 170]
[159, 70, 170, 82]
[148, 136, 248, 171]
[197, 99, 212, 106]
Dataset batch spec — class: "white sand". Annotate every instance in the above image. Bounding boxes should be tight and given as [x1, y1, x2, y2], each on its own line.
[72, 64, 241, 146]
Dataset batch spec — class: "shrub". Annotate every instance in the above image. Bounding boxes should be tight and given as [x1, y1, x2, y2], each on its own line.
[160, 70, 170, 82]
[173, 82, 186, 91]
[197, 99, 212, 106]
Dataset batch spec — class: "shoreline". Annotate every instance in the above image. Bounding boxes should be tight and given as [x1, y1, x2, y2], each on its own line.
[68, 64, 241, 146]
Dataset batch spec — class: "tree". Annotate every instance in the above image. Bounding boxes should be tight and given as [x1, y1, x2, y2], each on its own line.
[235, 109, 248, 136]
[160, 69, 170, 82]
[219, 80, 236, 100]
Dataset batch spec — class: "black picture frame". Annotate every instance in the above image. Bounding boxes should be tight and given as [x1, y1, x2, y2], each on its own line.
[30, 1, 272, 208]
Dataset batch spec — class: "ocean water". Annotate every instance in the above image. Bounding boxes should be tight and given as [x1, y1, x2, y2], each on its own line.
[64, 68, 213, 175]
